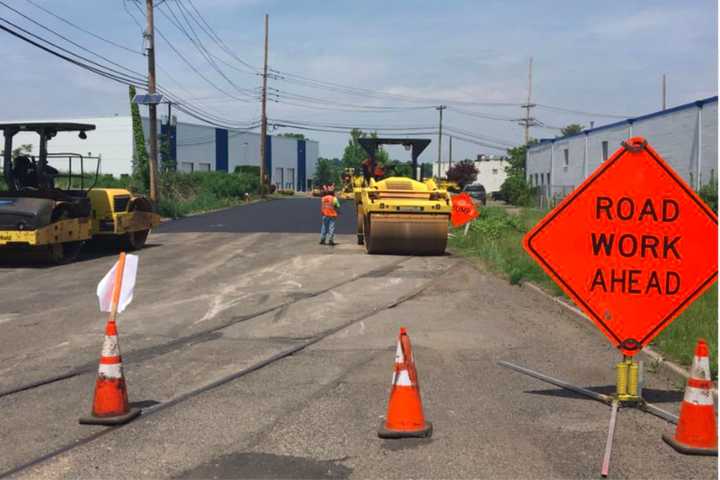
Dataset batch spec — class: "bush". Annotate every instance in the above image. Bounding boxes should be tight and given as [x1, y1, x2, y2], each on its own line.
[157, 170, 260, 218]
[698, 180, 718, 213]
[500, 174, 536, 206]
[234, 165, 261, 176]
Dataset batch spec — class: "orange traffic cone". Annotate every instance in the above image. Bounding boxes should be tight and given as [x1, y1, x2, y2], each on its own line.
[378, 327, 432, 438]
[79, 319, 140, 425]
[662, 339, 717, 456]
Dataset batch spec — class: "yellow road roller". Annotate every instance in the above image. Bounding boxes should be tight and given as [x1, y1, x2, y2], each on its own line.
[0, 122, 160, 264]
[355, 138, 451, 255]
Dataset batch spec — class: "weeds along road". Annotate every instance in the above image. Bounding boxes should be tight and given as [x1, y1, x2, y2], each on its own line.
[0, 197, 715, 479]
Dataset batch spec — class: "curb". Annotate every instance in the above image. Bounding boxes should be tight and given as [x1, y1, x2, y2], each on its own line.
[522, 281, 718, 397]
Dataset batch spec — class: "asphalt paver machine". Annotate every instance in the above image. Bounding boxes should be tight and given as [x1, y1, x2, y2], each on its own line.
[0, 122, 159, 263]
[354, 138, 451, 255]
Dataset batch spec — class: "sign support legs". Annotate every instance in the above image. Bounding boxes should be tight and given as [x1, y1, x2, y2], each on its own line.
[498, 357, 679, 478]
[601, 400, 619, 477]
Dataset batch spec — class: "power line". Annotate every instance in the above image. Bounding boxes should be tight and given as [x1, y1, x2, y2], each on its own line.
[0, 16, 146, 86]
[182, 0, 259, 73]
[127, 0, 255, 106]
[534, 103, 628, 119]
[156, 1, 257, 97]
[22, 0, 143, 55]
[0, 13, 257, 130]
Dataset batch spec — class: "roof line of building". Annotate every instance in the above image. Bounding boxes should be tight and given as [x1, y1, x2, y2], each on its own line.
[533, 95, 718, 146]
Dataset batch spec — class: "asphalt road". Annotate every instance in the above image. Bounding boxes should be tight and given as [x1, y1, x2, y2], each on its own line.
[0, 196, 715, 479]
[157, 197, 357, 234]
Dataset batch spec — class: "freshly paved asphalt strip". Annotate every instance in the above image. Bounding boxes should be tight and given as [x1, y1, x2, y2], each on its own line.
[157, 197, 357, 234]
[0, 197, 715, 479]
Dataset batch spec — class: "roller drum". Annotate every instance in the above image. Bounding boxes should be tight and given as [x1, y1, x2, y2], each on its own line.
[365, 213, 448, 255]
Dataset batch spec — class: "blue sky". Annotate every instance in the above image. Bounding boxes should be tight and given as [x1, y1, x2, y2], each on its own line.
[0, 0, 716, 163]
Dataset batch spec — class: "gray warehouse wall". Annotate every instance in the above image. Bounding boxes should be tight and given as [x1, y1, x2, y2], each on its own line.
[527, 97, 718, 206]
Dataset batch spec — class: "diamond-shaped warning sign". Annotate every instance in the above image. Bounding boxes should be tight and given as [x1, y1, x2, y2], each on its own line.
[451, 192, 479, 227]
[524, 137, 717, 356]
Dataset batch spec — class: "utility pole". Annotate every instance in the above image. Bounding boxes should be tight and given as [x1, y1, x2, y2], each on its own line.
[662, 74, 667, 110]
[165, 100, 173, 171]
[259, 14, 269, 196]
[519, 57, 537, 145]
[145, 0, 159, 203]
[436, 105, 446, 178]
[448, 135, 453, 170]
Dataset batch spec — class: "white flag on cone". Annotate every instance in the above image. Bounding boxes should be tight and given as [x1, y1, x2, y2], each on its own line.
[97, 254, 139, 313]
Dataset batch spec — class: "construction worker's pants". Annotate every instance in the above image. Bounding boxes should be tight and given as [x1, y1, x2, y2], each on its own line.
[320, 216, 336, 242]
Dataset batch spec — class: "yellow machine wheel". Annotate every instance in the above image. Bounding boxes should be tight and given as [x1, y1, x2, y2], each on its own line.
[120, 197, 153, 251]
[356, 209, 365, 245]
[124, 229, 149, 250]
[44, 240, 83, 264]
[364, 213, 448, 255]
[43, 205, 84, 264]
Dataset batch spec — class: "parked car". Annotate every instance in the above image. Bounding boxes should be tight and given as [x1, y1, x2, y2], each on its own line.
[464, 183, 487, 206]
[491, 191, 506, 202]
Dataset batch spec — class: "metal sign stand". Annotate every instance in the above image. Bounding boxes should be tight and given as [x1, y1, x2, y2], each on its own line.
[498, 358, 679, 478]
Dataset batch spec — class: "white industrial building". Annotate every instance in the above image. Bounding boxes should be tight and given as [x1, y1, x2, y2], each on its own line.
[435, 154, 509, 193]
[2, 116, 319, 191]
[527, 96, 718, 205]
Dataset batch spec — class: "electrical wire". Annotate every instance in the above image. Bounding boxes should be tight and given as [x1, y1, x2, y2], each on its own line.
[534, 103, 628, 119]
[22, 0, 143, 56]
[182, 0, 259, 74]
[156, 1, 257, 98]
[0, 14, 257, 130]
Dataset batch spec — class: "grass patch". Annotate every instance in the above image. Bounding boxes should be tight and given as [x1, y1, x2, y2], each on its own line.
[652, 284, 717, 377]
[450, 205, 718, 377]
[449, 206, 563, 296]
[157, 170, 259, 218]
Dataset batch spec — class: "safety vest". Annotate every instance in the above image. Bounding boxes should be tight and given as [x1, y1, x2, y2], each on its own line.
[321, 195, 337, 217]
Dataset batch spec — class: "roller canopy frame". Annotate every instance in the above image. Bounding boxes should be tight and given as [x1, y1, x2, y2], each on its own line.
[358, 138, 431, 181]
[1, 122, 96, 193]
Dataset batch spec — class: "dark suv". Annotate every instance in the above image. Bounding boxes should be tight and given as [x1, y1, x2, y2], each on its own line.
[464, 184, 486, 206]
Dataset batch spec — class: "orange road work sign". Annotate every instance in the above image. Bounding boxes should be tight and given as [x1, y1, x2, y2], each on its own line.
[451, 192, 479, 227]
[523, 137, 717, 356]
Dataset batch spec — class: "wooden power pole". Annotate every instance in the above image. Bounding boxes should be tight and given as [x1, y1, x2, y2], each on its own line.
[145, 0, 159, 202]
[436, 105, 446, 178]
[259, 14, 269, 196]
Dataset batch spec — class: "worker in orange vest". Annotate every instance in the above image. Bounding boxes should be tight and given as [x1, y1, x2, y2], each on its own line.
[320, 187, 341, 246]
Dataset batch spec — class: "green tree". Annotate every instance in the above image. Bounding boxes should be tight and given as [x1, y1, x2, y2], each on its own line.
[342, 128, 368, 169]
[314, 157, 342, 186]
[129, 85, 149, 192]
[499, 141, 538, 206]
[384, 160, 414, 178]
[341, 129, 389, 170]
[0, 144, 32, 159]
[560, 123, 584, 137]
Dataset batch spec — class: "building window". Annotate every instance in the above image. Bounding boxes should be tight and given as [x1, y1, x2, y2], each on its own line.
[546, 172, 551, 186]
[198, 163, 211, 172]
[563, 149, 569, 171]
[181, 162, 193, 172]
[602, 141, 609, 162]
[492, 168, 498, 175]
